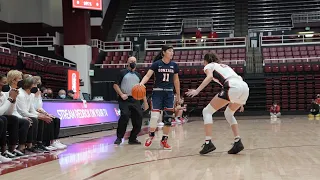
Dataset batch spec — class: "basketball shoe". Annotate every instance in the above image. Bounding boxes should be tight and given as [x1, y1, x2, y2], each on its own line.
[199, 140, 216, 155]
[228, 138, 244, 154]
[144, 136, 154, 148]
[160, 140, 171, 150]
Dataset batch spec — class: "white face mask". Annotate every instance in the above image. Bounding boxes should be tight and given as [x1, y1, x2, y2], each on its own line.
[60, 94, 66, 99]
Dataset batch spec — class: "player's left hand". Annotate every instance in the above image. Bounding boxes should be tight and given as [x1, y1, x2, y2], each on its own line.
[185, 89, 199, 97]
[175, 95, 180, 104]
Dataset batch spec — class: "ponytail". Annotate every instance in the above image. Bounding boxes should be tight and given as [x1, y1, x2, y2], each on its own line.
[153, 52, 162, 62]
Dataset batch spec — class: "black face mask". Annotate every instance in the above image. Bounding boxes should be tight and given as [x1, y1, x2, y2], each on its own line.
[17, 80, 24, 88]
[37, 84, 41, 88]
[30, 87, 38, 94]
[129, 62, 136, 69]
[47, 93, 53, 98]
[2, 85, 10, 92]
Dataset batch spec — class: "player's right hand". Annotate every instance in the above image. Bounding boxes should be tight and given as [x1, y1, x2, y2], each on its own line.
[38, 114, 53, 123]
[121, 94, 128, 100]
[239, 105, 244, 112]
[139, 83, 146, 88]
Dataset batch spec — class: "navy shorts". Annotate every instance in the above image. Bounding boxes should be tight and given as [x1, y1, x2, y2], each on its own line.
[151, 91, 174, 111]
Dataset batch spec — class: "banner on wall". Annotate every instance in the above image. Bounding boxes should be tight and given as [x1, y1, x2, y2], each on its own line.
[68, 70, 80, 99]
[42, 101, 120, 128]
[72, 0, 102, 11]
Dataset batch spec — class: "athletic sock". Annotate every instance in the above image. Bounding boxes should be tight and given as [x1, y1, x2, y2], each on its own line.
[205, 136, 211, 144]
[234, 136, 241, 142]
[149, 132, 155, 137]
[162, 135, 168, 141]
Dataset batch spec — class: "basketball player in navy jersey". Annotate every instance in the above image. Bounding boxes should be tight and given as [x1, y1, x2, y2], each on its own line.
[186, 53, 249, 155]
[139, 45, 180, 150]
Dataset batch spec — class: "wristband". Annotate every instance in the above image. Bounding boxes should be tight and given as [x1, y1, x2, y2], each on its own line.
[7, 97, 15, 103]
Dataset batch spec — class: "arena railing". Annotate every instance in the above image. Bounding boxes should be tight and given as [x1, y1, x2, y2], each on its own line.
[0, 46, 11, 54]
[94, 60, 246, 69]
[115, 31, 182, 40]
[145, 37, 247, 51]
[292, 12, 320, 24]
[248, 27, 292, 33]
[0, 33, 55, 47]
[18, 51, 76, 68]
[91, 39, 133, 52]
[260, 34, 320, 46]
[183, 18, 213, 29]
[262, 57, 320, 66]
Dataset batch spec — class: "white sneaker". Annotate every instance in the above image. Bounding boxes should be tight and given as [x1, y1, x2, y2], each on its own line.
[0, 154, 12, 163]
[158, 122, 164, 126]
[56, 140, 67, 149]
[175, 118, 182, 124]
[46, 146, 58, 151]
[52, 140, 67, 149]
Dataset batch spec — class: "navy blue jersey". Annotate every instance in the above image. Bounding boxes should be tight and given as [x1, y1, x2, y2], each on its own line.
[150, 60, 179, 89]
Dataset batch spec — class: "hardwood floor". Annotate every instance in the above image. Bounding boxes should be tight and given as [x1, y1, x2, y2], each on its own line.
[1, 115, 320, 180]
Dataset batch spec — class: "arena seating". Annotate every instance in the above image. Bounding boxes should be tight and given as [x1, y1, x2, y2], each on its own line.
[248, 0, 320, 29]
[123, 0, 235, 34]
[17, 51, 73, 94]
[0, 43, 75, 95]
[144, 37, 247, 74]
[262, 45, 320, 60]
[91, 39, 133, 67]
[145, 48, 246, 63]
[262, 34, 320, 111]
[265, 75, 320, 111]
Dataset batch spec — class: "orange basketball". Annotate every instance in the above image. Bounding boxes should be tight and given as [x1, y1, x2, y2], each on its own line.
[132, 85, 146, 100]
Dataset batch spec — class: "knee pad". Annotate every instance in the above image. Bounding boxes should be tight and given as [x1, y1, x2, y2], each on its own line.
[149, 111, 160, 128]
[163, 110, 174, 126]
[202, 104, 216, 124]
[224, 107, 237, 126]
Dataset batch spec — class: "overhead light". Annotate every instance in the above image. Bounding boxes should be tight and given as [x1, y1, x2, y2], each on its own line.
[298, 31, 314, 34]
[304, 34, 313, 37]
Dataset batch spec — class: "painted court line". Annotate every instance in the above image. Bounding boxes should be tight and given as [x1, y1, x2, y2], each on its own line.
[82, 144, 320, 180]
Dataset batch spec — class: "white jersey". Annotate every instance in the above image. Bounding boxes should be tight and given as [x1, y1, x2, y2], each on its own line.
[203, 62, 242, 86]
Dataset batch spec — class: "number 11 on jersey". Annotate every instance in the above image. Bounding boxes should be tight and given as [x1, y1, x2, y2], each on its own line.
[162, 73, 169, 82]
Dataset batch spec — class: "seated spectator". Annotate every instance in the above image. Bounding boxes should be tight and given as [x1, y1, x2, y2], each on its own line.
[66, 90, 75, 100]
[270, 102, 281, 118]
[57, 89, 66, 99]
[174, 97, 186, 124]
[46, 88, 53, 99]
[315, 94, 320, 105]
[32, 76, 66, 150]
[309, 99, 319, 117]
[0, 74, 22, 162]
[40, 87, 48, 99]
[4, 70, 31, 157]
[15, 74, 52, 152]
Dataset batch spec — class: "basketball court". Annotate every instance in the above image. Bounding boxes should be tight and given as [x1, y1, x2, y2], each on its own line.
[1, 115, 320, 180]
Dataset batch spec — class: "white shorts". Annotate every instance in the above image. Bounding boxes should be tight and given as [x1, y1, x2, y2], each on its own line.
[219, 78, 249, 105]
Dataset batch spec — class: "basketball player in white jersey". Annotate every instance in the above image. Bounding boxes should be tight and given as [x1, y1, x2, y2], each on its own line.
[186, 53, 249, 155]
